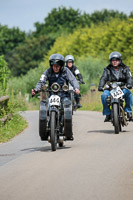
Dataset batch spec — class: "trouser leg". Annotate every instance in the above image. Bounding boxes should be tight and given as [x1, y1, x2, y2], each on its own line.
[123, 88, 132, 113]
[101, 90, 111, 115]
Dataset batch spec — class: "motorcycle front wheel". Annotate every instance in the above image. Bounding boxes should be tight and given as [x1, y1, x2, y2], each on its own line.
[113, 103, 120, 134]
[50, 111, 57, 151]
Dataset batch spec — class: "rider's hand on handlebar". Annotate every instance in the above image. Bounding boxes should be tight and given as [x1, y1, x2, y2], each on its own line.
[79, 80, 85, 84]
[126, 84, 132, 89]
[75, 88, 80, 95]
[98, 87, 104, 92]
[32, 88, 37, 96]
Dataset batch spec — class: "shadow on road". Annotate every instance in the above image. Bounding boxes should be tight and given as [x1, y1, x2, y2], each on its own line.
[21, 145, 71, 153]
[88, 130, 115, 134]
[88, 129, 128, 134]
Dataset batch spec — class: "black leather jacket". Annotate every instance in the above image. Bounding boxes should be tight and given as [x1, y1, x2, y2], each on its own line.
[66, 65, 83, 82]
[98, 63, 132, 90]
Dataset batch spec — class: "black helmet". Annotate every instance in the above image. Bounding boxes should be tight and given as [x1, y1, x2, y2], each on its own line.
[49, 53, 65, 70]
[65, 55, 74, 64]
[109, 52, 122, 65]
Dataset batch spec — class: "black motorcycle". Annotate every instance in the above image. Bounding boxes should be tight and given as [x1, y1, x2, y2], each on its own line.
[39, 83, 73, 151]
[68, 81, 84, 112]
[105, 82, 130, 134]
[68, 83, 77, 113]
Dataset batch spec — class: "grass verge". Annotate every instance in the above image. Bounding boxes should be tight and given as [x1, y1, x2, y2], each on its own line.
[80, 90, 103, 112]
[0, 113, 28, 143]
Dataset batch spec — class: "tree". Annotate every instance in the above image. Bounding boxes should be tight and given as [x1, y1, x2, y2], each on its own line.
[89, 9, 127, 24]
[6, 35, 50, 76]
[0, 25, 26, 56]
[33, 7, 82, 37]
[0, 55, 9, 91]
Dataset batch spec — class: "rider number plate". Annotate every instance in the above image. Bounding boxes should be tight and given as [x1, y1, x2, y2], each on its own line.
[110, 86, 124, 99]
[49, 95, 60, 106]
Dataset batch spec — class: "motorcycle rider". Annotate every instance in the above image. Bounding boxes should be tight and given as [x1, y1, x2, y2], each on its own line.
[32, 53, 80, 139]
[65, 55, 85, 108]
[32, 53, 80, 96]
[98, 51, 132, 122]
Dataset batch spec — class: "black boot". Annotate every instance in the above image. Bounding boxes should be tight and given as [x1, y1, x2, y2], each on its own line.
[77, 102, 82, 108]
[75, 96, 82, 108]
[104, 115, 111, 122]
[127, 112, 132, 121]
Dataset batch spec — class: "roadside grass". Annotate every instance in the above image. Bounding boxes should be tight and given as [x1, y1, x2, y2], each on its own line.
[0, 113, 27, 143]
[0, 93, 28, 143]
[80, 90, 103, 112]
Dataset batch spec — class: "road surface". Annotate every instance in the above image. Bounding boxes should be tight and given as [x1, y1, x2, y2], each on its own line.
[0, 110, 133, 200]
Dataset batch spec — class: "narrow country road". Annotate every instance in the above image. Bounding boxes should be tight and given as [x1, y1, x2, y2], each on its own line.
[0, 110, 133, 200]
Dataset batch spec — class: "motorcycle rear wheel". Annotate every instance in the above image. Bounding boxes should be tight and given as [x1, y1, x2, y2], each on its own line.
[50, 111, 57, 151]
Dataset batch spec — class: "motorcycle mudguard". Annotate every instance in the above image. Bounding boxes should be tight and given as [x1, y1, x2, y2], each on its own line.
[64, 99, 73, 139]
[39, 100, 48, 140]
[111, 98, 119, 103]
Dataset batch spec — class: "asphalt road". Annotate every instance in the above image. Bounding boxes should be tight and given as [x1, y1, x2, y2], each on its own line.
[0, 110, 133, 200]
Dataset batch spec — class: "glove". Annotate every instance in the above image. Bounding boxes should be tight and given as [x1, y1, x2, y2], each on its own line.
[126, 84, 132, 89]
[79, 80, 85, 84]
[98, 87, 104, 91]
[32, 88, 38, 97]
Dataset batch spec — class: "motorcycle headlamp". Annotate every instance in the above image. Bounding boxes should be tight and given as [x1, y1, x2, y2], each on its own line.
[51, 83, 60, 92]
[111, 82, 118, 89]
[62, 84, 69, 91]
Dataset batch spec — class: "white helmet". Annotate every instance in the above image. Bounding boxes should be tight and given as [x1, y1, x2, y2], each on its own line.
[65, 55, 74, 63]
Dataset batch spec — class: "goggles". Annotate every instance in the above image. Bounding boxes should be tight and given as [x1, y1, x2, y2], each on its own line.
[111, 58, 120, 61]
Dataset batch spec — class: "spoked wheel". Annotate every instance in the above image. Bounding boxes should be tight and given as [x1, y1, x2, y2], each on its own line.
[50, 111, 57, 151]
[113, 103, 120, 134]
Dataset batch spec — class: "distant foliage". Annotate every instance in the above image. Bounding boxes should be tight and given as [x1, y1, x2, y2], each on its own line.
[89, 9, 127, 24]
[8, 63, 47, 95]
[0, 56, 9, 92]
[45, 18, 133, 73]
[34, 7, 127, 37]
[0, 25, 26, 55]
[34, 7, 84, 37]
[75, 56, 107, 94]
[6, 36, 50, 76]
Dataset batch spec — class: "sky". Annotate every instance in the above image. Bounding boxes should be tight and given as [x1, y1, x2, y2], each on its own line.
[0, 0, 133, 32]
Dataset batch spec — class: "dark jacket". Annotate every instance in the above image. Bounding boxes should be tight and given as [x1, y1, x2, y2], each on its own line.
[98, 63, 132, 90]
[35, 67, 80, 97]
[66, 65, 83, 81]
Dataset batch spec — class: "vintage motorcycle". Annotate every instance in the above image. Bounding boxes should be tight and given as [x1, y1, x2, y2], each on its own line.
[39, 82, 73, 151]
[68, 83, 77, 113]
[105, 81, 129, 134]
[69, 81, 84, 112]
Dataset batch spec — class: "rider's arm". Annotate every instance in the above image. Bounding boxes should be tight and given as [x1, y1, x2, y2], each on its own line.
[98, 69, 108, 91]
[35, 69, 49, 91]
[65, 67, 80, 90]
[74, 67, 85, 84]
[125, 66, 132, 89]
